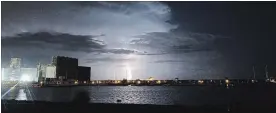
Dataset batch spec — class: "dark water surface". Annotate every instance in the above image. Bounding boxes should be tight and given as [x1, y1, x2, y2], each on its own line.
[2, 86, 276, 105]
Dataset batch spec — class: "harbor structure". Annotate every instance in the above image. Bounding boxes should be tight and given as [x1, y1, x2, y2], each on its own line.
[37, 56, 91, 84]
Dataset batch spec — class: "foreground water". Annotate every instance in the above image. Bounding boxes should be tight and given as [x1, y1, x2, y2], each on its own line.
[2, 86, 276, 105]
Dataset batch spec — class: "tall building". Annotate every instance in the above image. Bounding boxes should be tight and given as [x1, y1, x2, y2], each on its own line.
[45, 65, 56, 78]
[51, 56, 57, 65]
[1, 58, 37, 81]
[10, 58, 21, 69]
[54, 56, 78, 80]
[36, 56, 91, 83]
[9, 58, 22, 81]
[37, 56, 79, 82]
[78, 66, 91, 82]
[37, 63, 54, 82]
[37, 63, 43, 81]
[1, 68, 16, 81]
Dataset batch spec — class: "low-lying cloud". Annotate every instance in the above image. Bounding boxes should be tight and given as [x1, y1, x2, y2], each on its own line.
[2, 32, 105, 52]
[129, 31, 228, 54]
[1, 32, 144, 67]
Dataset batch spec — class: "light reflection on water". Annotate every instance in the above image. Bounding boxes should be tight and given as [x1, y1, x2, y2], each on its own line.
[2, 86, 276, 105]
[15, 89, 27, 100]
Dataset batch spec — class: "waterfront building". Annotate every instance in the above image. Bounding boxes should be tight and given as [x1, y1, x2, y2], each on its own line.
[77, 66, 91, 82]
[1, 67, 37, 82]
[54, 56, 78, 80]
[9, 58, 22, 80]
[10, 58, 21, 68]
[37, 56, 91, 83]
[2, 58, 36, 81]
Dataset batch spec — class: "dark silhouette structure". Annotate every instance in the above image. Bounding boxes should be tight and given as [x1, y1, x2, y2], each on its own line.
[53, 56, 78, 80]
[77, 66, 91, 82]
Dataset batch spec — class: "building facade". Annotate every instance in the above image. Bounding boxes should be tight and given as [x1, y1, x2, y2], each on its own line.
[37, 64, 56, 82]
[8, 58, 22, 80]
[1, 68, 37, 82]
[54, 56, 78, 80]
[2, 56, 91, 83]
[10, 58, 21, 68]
[45, 65, 56, 78]
[78, 66, 91, 82]
[37, 56, 79, 81]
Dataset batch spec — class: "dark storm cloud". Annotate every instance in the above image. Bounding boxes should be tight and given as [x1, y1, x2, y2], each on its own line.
[129, 31, 228, 54]
[1, 31, 146, 67]
[1, 31, 220, 57]
[1, 1, 178, 57]
[150, 60, 187, 63]
[85, 57, 135, 64]
[2, 32, 105, 52]
[2, 32, 144, 55]
[1, 1, 177, 60]
[103, 48, 143, 54]
[1, 1, 175, 37]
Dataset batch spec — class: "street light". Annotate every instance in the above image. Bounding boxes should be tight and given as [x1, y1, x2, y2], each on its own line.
[225, 79, 230, 84]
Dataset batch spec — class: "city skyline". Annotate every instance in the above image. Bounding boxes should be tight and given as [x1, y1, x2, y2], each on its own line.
[2, 2, 276, 80]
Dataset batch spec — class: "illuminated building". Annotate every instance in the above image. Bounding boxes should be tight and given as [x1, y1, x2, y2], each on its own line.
[2, 58, 37, 81]
[6, 58, 36, 82]
[37, 64, 53, 81]
[8, 58, 22, 81]
[2, 56, 92, 83]
[1, 68, 12, 81]
[10, 58, 21, 68]
[45, 65, 57, 78]
[51, 56, 57, 65]
[37, 64, 49, 79]
[2, 68, 37, 82]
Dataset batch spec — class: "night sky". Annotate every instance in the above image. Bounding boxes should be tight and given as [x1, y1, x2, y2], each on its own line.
[2, 1, 276, 80]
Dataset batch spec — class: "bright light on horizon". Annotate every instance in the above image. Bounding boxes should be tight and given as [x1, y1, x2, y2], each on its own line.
[20, 74, 31, 82]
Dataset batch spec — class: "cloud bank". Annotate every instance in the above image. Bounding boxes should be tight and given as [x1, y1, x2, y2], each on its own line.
[2, 2, 176, 38]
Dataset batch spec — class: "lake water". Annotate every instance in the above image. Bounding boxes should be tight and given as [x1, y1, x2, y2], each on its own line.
[2, 86, 276, 105]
